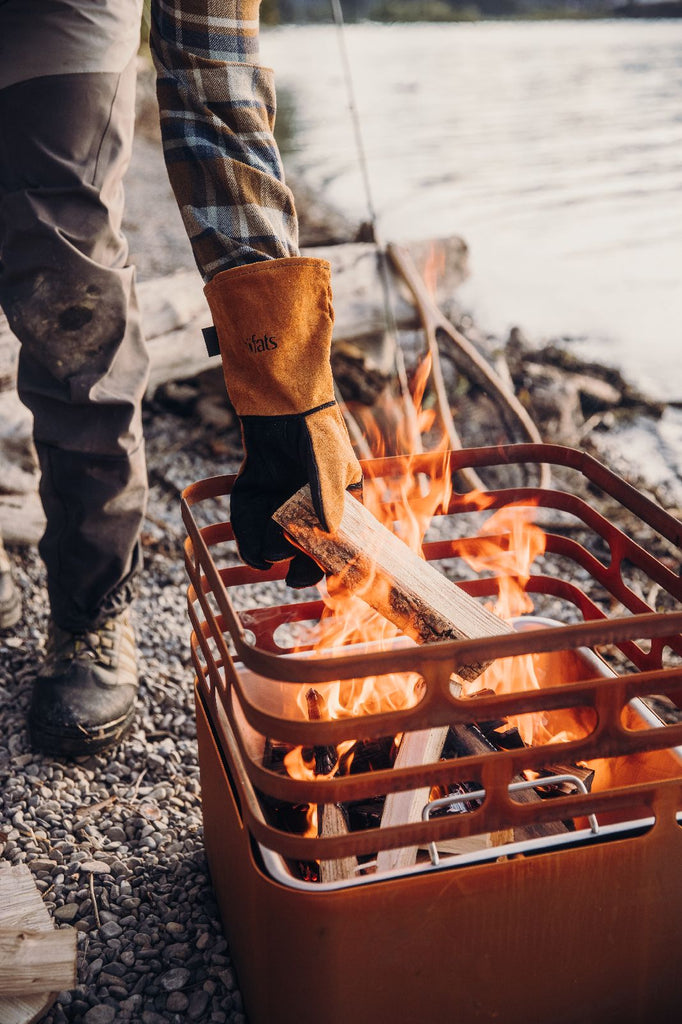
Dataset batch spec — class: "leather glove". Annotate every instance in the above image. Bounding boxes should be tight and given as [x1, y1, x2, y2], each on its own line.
[204, 257, 362, 587]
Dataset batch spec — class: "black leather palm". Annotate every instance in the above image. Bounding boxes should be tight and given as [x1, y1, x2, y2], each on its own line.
[230, 414, 325, 588]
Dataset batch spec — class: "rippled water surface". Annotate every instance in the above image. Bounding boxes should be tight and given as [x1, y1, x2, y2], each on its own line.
[262, 20, 682, 400]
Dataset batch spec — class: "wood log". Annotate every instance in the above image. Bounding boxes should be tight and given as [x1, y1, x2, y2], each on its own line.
[375, 725, 450, 873]
[306, 688, 359, 884]
[0, 236, 469, 544]
[446, 722, 569, 840]
[0, 237, 469, 399]
[0, 931, 77, 997]
[319, 803, 358, 885]
[273, 485, 513, 682]
[0, 864, 77, 1024]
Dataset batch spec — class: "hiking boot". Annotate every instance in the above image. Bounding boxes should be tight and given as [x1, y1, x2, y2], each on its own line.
[0, 539, 22, 630]
[29, 608, 138, 756]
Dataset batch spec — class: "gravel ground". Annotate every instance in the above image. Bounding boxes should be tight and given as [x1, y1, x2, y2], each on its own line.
[1, 404, 249, 1024]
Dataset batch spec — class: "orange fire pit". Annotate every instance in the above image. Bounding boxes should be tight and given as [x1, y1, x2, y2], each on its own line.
[182, 444, 682, 1024]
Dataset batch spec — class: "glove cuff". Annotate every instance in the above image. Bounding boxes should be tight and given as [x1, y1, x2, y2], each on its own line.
[204, 256, 336, 416]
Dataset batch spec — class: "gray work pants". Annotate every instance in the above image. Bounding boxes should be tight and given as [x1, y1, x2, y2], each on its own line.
[0, 6, 149, 631]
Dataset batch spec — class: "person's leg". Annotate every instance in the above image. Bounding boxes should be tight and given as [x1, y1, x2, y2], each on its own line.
[0, 5, 146, 754]
[0, 62, 149, 631]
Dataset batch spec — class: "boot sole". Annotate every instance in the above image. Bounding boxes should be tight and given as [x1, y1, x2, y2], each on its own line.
[29, 705, 136, 758]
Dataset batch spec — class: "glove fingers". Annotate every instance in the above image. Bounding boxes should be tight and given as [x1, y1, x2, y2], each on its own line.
[303, 404, 363, 533]
[231, 466, 298, 569]
[285, 551, 325, 589]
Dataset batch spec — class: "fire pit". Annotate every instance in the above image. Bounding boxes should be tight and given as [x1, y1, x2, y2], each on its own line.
[182, 443, 682, 1024]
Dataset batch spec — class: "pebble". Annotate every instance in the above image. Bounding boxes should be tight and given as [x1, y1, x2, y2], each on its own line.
[166, 991, 189, 1012]
[54, 903, 79, 923]
[80, 859, 111, 874]
[83, 1006, 116, 1024]
[159, 966, 191, 992]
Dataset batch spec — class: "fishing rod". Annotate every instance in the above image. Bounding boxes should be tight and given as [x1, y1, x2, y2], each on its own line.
[329, 0, 429, 458]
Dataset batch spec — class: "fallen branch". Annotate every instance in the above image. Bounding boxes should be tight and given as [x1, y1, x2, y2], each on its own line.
[0, 237, 469, 400]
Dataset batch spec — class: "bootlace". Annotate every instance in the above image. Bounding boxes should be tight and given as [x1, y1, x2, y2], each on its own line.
[44, 615, 127, 671]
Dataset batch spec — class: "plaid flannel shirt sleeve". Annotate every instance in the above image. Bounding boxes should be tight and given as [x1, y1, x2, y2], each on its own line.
[150, 0, 299, 282]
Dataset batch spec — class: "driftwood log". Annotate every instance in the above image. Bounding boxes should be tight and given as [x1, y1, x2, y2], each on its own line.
[0, 238, 468, 402]
[0, 237, 468, 544]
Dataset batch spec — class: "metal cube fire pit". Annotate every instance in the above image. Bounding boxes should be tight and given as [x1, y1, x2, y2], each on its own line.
[182, 444, 682, 1024]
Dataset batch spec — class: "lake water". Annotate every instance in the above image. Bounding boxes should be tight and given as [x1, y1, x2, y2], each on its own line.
[261, 19, 682, 402]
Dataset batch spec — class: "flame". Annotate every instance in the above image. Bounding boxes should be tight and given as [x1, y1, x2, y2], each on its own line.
[460, 503, 595, 749]
[457, 501, 545, 745]
[281, 339, 453, 819]
[280, 244, 588, 834]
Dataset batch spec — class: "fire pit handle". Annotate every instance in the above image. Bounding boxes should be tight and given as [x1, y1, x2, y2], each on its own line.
[422, 773, 599, 865]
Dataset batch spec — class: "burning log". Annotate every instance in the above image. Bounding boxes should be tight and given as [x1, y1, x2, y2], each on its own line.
[318, 804, 357, 884]
[445, 721, 569, 840]
[534, 762, 595, 797]
[273, 486, 513, 681]
[306, 689, 359, 884]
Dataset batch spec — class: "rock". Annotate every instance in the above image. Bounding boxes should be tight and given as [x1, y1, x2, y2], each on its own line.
[83, 1005, 117, 1024]
[159, 966, 192, 991]
[186, 987, 210, 1019]
[166, 989, 190, 1012]
[54, 903, 80, 923]
[80, 859, 112, 874]
[521, 362, 583, 444]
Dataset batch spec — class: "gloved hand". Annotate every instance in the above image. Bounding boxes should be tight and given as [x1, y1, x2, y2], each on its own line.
[204, 257, 363, 587]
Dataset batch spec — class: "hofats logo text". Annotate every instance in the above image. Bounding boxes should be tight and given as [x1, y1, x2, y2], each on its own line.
[244, 332, 277, 353]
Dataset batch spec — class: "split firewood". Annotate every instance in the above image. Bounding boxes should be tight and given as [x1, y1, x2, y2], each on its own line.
[318, 804, 357, 885]
[534, 762, 595, 797]
[273, 486, 512, 681]
[446, 722, 568, 841]
[0, 930, 77, 997]
[375, 724, 450, 873]
[274, 487, 513, 873]
[0, 864, 77, 1024]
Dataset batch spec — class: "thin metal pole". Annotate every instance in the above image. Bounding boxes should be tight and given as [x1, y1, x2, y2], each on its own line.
[329, 0, 380, 243]
[329, 0, 423, 454]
